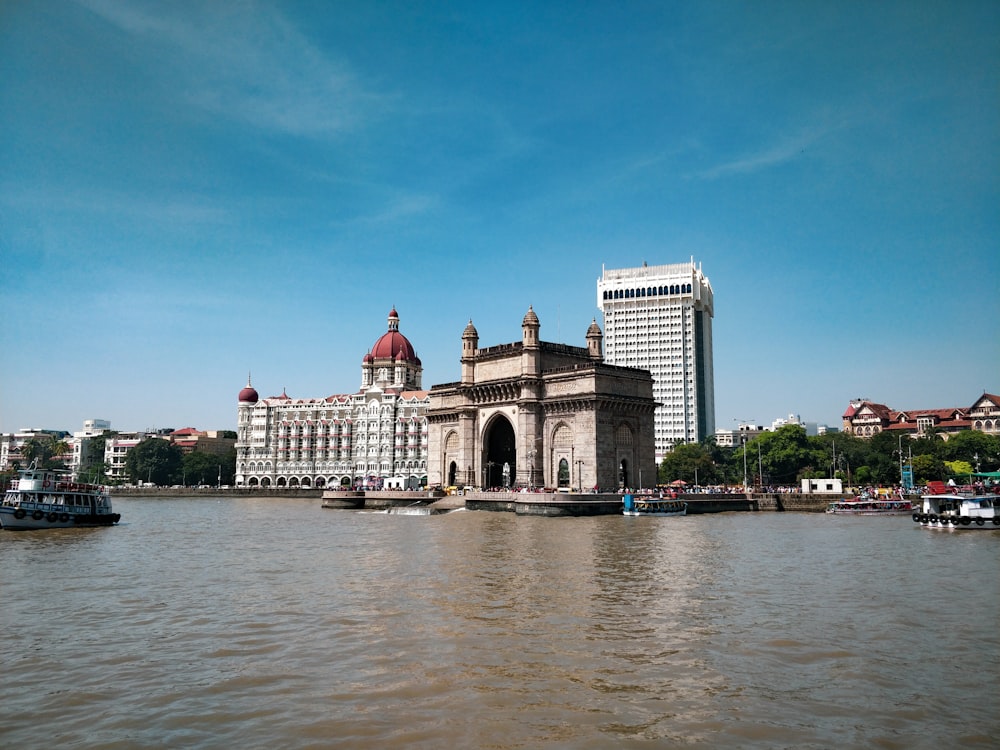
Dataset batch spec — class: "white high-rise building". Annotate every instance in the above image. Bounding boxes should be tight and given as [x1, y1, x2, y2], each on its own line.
[597, 260, 715, 461]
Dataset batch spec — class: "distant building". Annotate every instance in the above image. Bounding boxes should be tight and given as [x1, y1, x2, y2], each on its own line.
[235, 309, 430, 489]
[0, 427, 70, 471]
[104, 432, 160, 483]
[842, 393, 1000, 438]
[597, 259, 715, 462]
[426, 307, 657, 491]
[714, 422, 764, 448]
[70, 419, 113, 480]
[770, 413, 820, 436]
[168, 428, 235, 456]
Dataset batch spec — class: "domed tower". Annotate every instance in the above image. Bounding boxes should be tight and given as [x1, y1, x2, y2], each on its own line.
[461, 319, 478, 385]
[238, 374, 259, 405]
[361, 308, 422, 390]
[521, 305, 540, 376]
[586, 318, 603, 361]
[236, 375, 260, 476]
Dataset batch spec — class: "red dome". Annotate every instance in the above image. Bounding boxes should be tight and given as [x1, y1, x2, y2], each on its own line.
[238, 385, 259, 403]
[239, 375, 259, 403]
[363, 309, 419, 364]
[371, 330, 417, 361]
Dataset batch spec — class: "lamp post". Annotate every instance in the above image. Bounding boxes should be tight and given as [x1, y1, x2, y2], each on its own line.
[576, 460, 583, 492]
[734, 419, 753, 491]
[898, 435, 904, 487]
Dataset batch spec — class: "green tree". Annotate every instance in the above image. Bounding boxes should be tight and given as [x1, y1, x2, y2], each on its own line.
[659, 442, 722, 485]
[124, 438, 183, 486]
[20, 434, 70, 469]
[911, 453, 946, 483]
[944, 460, 974, 478]
[747, 424, 814, 486]
[940, 430, 1000, 470]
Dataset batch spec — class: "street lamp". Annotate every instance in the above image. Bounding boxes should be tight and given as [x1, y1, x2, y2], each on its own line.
[734, 419, 753, 491]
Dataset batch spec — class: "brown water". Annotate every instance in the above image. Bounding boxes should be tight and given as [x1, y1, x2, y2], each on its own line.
[1, 497, 997, 749]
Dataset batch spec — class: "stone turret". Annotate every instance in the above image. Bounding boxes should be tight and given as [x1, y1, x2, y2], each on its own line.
[521, 306, 540, 376]
[586, 319, 603, 361]
[461, 319, 478, 385]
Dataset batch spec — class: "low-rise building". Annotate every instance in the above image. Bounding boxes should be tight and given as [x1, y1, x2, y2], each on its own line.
[842, 393, 1000, 438]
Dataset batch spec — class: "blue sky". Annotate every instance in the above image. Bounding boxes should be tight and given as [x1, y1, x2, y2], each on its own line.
[1, 0, 998, 435]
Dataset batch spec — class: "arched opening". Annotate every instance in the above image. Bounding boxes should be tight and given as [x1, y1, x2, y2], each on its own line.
[619, 459, 629, 489]
[448, 461, 458, 487]
[558, 458, 570, 487]
[483, 415, 516, 488]
[340, 476, 352, 487]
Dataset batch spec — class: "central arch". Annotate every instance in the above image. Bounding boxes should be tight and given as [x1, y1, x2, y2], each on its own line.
[483, 415, 516, 488]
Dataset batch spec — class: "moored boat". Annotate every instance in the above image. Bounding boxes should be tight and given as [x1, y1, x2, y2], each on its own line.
[623, 494, 687, 517]
[826, 496, 913, 515]
[912, 483, 999, 530]
[1, 465, 120, 530]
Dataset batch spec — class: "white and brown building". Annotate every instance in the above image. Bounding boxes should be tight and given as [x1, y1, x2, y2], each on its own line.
[235, 309, 430, 490]
[842, 393, 1000, 438]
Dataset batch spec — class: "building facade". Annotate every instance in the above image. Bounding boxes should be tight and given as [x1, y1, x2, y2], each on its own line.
[235, 309, 430, 489]
[842, 393, 1000, 439]
[426, 307, 657, 491]
[597, 260, 716, 461]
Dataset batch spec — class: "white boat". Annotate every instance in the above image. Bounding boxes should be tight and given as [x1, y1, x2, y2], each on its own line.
[623, 494, 687, 517]
[0, 465, 120, 530]
[912, 486, 999, 530]
[826, 496, 913, 515]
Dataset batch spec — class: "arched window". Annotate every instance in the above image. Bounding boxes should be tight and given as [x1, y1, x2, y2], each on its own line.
[558, 458, 570, 487]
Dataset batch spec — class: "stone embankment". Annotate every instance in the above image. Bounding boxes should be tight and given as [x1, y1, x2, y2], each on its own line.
[321, 489, 851, 516]
[113, 486, 853, 515]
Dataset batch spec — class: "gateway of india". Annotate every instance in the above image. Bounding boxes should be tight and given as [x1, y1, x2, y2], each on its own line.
[235, 307, 656, 491]
[428, 307, 656, 491]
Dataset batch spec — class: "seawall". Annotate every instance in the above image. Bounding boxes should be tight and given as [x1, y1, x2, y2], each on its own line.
[113, 486, 852, 515]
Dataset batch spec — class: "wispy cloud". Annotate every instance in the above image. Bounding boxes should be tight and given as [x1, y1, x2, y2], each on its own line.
[694, 129, 824, 180]
[76, 0, 383, 137]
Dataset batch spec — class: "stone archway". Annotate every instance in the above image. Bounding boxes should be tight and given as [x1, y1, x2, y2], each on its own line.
[483, 415, 516, 488]
[619, 458, 629, 489]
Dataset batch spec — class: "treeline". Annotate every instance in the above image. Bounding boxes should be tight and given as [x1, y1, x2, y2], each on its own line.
[123, 438, 237, 487]
[5, 434, 237, 487]
[658, 425, 1000, 487]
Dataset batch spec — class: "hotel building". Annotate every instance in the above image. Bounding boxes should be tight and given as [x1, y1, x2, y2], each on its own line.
[597, 260, 716, 461]
[235, 309, 430, 489]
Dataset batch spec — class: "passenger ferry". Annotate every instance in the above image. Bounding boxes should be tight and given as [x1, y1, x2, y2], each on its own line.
[623, 494, 687, 517]
[0, 465, 120, 530]
[912, 482, 999, 530]
[826, 496, 913, 515]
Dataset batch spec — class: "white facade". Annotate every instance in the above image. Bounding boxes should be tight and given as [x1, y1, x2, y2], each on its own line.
[598, 260, 716, 461]
[235, 310, 430, 489]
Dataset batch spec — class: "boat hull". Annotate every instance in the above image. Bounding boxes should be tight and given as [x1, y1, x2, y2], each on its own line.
[826, 500, 912, 515]
[622, 496, 687, 517]
[912, 513, 1000, 530]
[0, 506, 120, 530]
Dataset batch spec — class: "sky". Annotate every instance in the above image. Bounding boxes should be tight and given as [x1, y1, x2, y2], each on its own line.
[1, 0, 998, 436]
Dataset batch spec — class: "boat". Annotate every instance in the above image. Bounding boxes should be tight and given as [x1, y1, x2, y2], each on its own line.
[0, 465, 120, 530]
[623, 494, 687, 517]
[911, 482, 999, 530]
[826, 494, 913, 515]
